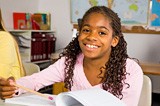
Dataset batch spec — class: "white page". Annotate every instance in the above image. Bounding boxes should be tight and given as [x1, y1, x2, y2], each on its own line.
[55, 88, 126, 106]
[5, 94, 56, 106]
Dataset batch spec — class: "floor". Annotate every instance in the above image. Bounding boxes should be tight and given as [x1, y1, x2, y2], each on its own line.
[152, 93, 160, 106]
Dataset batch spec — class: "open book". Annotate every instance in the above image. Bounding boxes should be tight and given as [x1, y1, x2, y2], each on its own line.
[5, 88, 125, 106]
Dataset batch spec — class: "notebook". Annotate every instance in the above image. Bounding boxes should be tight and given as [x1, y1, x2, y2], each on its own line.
[5, 88, 126, 106]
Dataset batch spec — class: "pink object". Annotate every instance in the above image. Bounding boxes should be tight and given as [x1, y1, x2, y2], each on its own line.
[48, 96, 54, 100]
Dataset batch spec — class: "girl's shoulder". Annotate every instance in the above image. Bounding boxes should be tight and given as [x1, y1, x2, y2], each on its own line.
[0, 31, 10, 36]
[0, 31, 13, 40]
[126, 58, 139, 66]
[126, 58, 143, 74]
[0, 31, 14, 44]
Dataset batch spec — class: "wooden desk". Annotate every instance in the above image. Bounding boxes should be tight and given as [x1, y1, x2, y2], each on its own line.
[140, 63, 160, 75]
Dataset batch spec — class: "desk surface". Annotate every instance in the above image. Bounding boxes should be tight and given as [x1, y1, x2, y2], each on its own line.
[0, 93, 30, 106]
[0, 99, 23, 106]
[140, 63, 160, 75]
[0, 93, 56, 106]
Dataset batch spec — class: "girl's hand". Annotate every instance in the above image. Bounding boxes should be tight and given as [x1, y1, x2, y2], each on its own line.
[0, 77, 17, 99]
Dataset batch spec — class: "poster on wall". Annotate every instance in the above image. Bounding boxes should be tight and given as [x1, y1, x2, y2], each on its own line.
[151, 0, 160, 27]
[70, 0, 150, 25]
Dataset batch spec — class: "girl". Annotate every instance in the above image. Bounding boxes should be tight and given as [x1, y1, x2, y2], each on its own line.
[0, 6, 143, 106]
[0, 9, 25, 79]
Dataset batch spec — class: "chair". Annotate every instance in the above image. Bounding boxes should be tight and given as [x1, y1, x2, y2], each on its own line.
[138, 75, 152, 106]
[52, 82, 68, 95]
[23, 62, 40, 76]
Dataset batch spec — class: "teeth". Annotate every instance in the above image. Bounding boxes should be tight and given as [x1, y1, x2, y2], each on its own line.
[86, 44, 98, 48]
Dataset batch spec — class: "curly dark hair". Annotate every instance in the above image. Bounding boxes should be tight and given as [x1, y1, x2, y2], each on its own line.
[59, 6, 129, 99]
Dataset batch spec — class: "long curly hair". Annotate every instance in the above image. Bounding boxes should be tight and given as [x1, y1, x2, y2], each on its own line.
[59, 6, 129, 99]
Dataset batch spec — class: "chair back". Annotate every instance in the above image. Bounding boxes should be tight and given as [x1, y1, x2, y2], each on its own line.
[23, 62, 40, 76]
[138, 75, 152, 106]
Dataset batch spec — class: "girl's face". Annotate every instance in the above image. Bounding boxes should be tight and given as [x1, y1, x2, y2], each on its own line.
[78, 13, 119, 60]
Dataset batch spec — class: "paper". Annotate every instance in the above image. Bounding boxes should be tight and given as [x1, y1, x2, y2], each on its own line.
[5, 94, 56, 106]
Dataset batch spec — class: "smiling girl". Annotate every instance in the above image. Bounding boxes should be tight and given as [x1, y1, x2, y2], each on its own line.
[0, 6, 143, 106]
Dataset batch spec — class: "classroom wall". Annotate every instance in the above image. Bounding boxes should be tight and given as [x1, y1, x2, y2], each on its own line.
[0, 0, 160, 64]
[0, 0, 73, 51]
[0, 0, 39, 29]
[124, 33, 160, 63]
[38, 0, 73, 50]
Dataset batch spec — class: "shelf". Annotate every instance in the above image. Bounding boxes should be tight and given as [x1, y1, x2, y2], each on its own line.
[73, 24, 160, 34]
[32, 60, 51, 64]
[9, 29, 56, 33]
[121, 26, 160, 34]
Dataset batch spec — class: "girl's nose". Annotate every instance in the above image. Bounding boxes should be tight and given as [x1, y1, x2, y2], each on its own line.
[86, 31, 98, 41]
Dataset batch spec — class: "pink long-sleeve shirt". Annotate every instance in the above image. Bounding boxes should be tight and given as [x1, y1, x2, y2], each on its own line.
[16, 54, 143, 106]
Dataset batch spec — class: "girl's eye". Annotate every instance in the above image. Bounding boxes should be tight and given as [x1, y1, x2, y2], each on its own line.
[82, 29, 90, 33]
[99, 31, 106, 36]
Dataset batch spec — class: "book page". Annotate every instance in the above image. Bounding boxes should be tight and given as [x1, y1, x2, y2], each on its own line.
[55, 88, 126, 106]
[5, 93, 56, 106]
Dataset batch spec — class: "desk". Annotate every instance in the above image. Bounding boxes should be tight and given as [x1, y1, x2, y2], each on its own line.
[0, 93, 32, 106]
[140, 63, 160, 75]
[140, 62, 160, 93]
[0, 99, 23, 106]
[0, 93, 56, 106]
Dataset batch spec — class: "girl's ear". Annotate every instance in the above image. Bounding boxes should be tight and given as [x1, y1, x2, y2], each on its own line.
[111, 36, 119, 47]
